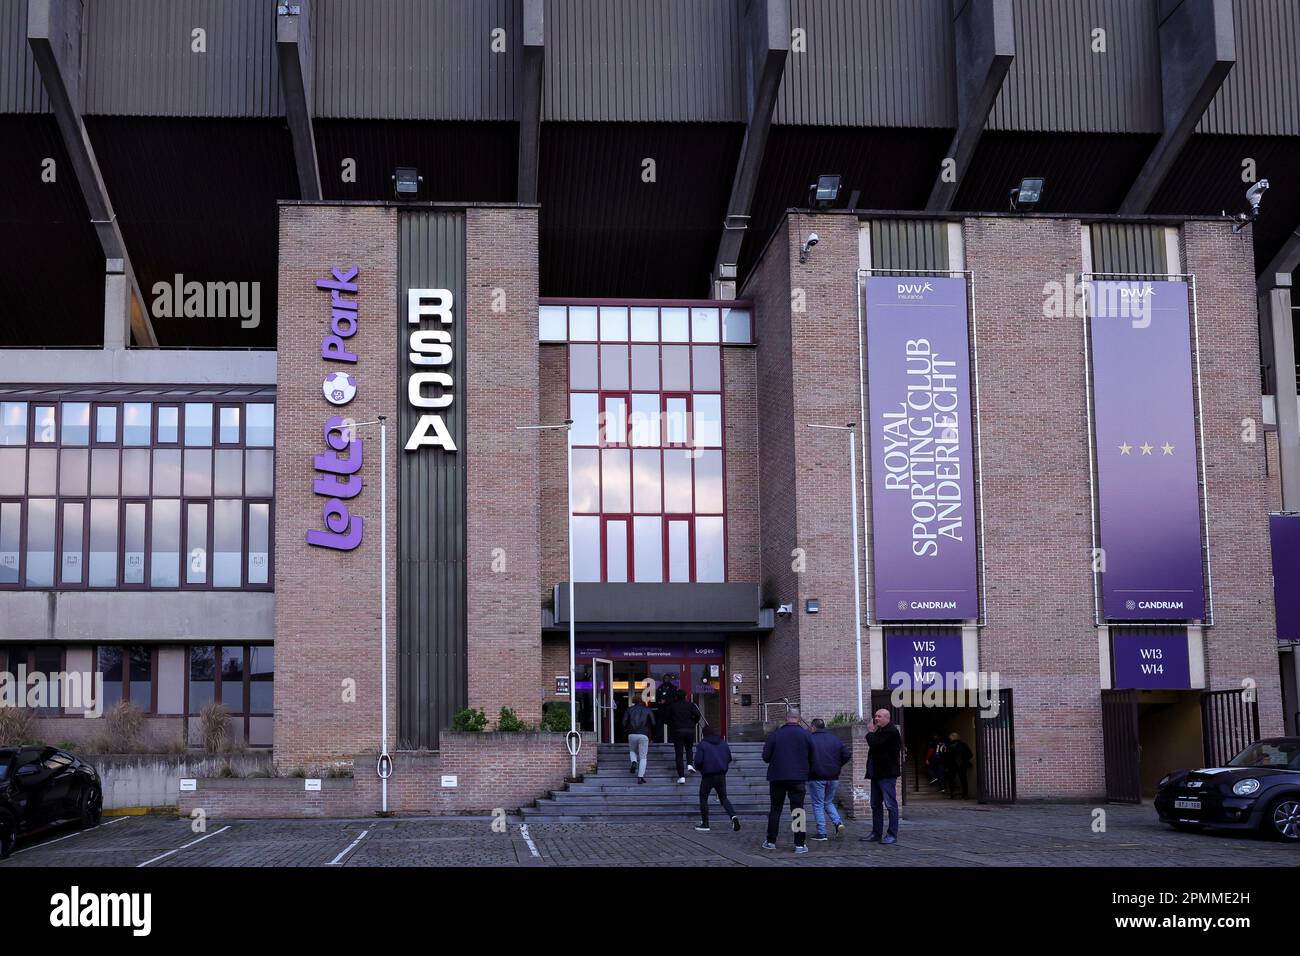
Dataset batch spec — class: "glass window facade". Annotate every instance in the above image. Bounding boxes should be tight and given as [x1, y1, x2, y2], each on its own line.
[0, 390, 274, 591]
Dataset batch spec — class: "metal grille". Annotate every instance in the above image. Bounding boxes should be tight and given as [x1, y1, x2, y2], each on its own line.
[1101, 688, 1141, 803]
[1201, 688, 1260, 768]
[976, 688, 1016, 804]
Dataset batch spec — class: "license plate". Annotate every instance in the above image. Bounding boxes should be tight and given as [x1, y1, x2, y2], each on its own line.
[1174, 799, 1201, 810]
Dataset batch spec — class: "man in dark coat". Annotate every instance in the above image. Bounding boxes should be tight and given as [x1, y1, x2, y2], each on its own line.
[760, 708, 816, 853]
[664, 693, 702, 783]
[692, 727, 740, 832]
[621, 691, 657, 783]
[944, 731, 973, 799]
[861, 707, 902, 844]
[808, 718, 852, 840]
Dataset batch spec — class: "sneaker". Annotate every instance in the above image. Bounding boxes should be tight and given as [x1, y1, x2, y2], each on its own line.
[882, 835, 897, 845]
[695, 825, 711, 832]
[811, 834, 828, 842]
[629, 763, 637, 774]
[638, 777, 646, 784]
[794, 845, 809, 854]
[687, 765, 696, 774]
[835, 823, 845, 838]
[677, 777, 686, 785]
[860, 834, 881, 843]
[731, 816, 741, 832]
[760, 841, 777, 850]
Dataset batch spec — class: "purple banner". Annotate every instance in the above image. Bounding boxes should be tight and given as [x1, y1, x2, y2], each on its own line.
[886, 633, 964, 691]
[865, 276, 979, 620]
[1090, 280, 1204, 620]
[1111, 630, 1191, 689]
[1270, 514, 1300, 642]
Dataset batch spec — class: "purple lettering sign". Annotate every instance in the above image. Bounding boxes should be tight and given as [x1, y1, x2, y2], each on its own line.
[1090, 280, 1204, 620]
[1269, 513, 1300, 642]
[1111, 630, 1191, 689]
[885, 632, 963, 691]
[865, 276, 979, 620]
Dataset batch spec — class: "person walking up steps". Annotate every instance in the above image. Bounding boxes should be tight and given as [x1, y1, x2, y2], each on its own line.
[692, 725, 740, 832]
[761, 707, 816, 854]
[622, 690, 657, 784]
[664, 692, 702, 783]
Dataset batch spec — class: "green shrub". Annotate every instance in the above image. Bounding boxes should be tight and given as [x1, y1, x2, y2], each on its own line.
[451, 707, 488, 732]
[496, 707, 527, 732]
[199, 702, 232, 754]
[539, 703, 571, 733]
[827, 712, 858, 727]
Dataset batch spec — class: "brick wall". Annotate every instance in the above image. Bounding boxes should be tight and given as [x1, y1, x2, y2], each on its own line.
[1182, 221, 1283, 735]
[274, 204, 399, 769]
[464, 207, 542, 723]
[178, 732, 597, 818]
[725, 634, 761, 727]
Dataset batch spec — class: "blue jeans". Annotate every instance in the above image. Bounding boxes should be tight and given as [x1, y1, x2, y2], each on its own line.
[870, 777, 899, 839]
[807, 779, 842, 835]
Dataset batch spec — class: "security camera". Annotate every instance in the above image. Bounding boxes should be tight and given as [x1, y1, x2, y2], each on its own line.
[1232, 178, 1269, 233]
[776, 603, 794, 617]
[799, 233, 819, 263]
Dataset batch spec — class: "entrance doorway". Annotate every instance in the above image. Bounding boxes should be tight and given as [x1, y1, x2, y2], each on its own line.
[574, 642, 727, 742]
[903, 705, 979, 803]
[1103, 689, 1213, 802]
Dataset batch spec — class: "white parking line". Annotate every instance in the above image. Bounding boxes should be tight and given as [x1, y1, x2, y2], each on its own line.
[327, 828, 370, 865]
[136, 824, 231, 867]
[518, 824, 541, 858]
[4, 816, 128, 859]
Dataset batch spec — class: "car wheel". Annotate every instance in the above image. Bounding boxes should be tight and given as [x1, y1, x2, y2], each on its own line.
[77, 786, 103, 829]
[1263, 796, 1300, 841]
[0, 815, 15, 859]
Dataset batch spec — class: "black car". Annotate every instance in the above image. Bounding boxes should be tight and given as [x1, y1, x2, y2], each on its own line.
[0, 746, 103, 858]
[1155, 738, 1300, 841]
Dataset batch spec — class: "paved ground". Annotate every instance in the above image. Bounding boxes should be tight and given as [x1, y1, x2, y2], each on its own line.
[3, 801, 1295, 867]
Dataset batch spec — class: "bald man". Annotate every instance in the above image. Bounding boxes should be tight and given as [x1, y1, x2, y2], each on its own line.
[862, 708, 902, 845]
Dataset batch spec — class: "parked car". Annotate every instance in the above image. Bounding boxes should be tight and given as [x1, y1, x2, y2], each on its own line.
[0, 746, 103, 858]
[1155, 737, 1300, 841]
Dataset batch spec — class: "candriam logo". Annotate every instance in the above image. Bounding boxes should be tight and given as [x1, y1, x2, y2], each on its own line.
[896, 281, 934, 301]
[1138, 600, 1184, 610]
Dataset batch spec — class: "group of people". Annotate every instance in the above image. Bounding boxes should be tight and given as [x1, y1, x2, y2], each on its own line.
[924, 732, 974, 799]
[621, 682, 915, 852]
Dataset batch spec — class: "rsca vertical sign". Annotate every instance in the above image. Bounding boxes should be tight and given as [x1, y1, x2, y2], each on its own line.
[308, 266, 365, 551]
[405, 288, 458, 452]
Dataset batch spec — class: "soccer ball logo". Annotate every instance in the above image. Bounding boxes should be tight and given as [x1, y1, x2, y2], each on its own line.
[1125, 599, 1136, 611]
[323, 372, 357, 406]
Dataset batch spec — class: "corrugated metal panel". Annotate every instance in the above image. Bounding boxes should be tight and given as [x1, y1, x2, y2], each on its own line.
[870, 219, 950, 271]
[1198, 0, 1300, 136]
[542, 0, 745, 121]
[774, 0, 955, 128]
[313, 0, 518, 120]
[1, 0, 49, 113]
[1089, 222, 1168, 274]
[987, 0, 1161, 133]
[83, 0, 280, 117]
[398, 211, 467, 750]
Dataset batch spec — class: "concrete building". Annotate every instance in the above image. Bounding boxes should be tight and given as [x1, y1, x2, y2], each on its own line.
[2, 0, 1298, 813]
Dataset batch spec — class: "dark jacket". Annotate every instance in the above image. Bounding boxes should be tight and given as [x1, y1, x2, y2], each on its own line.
[665, 697, 702, 735]
[693, 734, 732, 775]
[865, 722, 902, 780]
[809, 730, 852, 781]
[945, 738, 972, 771]
[762, 722, 816, 782]
[623, 701, 656, 737]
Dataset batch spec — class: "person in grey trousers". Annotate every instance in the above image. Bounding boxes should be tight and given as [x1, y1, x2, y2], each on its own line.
[622, 690, 657, 784]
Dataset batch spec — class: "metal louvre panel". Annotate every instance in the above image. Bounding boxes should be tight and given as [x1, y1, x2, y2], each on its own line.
[0, 0, 48, 113]
[1200, 688, 1260, 768]
[1101, 687, 1141, 803]
[542, 0, 745, 122]
[313, 0, 518, 120]
[869, 219, 950, 272]
[987, 0, 1161, 133]
[83, 0, 281, 117]
[1089, 222, 1168, 275]
[1198, 0, 1300, 136]
[397, 211, 467, 751]
[774, 0, 955, 128]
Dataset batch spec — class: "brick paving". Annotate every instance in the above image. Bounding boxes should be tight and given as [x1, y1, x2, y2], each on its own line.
[2, 803, 1295, 868]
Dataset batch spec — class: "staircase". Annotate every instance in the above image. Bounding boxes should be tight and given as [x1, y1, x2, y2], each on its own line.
[521, 742, 772, 823]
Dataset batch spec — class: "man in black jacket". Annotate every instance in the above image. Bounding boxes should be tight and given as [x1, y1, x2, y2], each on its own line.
[944, 731, 973, 799]
[692, 727, 740, 832]
[862, 708, 902, 844]
[622, 692, 657, 784]
[664, 694, 702, 783]
[760, 708, 816, 853]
